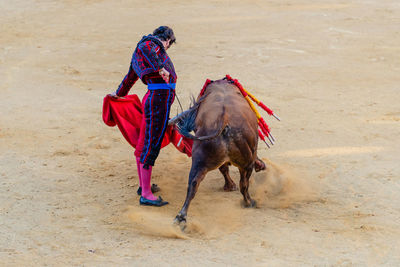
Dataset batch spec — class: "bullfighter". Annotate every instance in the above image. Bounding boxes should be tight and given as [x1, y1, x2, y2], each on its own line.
[109, 26, 177, 207]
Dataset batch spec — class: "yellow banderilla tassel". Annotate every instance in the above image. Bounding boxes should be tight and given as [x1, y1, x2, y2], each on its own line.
[242, 87, 260, 105]
[244, 95, 261, 120]
[241, 86, 280, 120]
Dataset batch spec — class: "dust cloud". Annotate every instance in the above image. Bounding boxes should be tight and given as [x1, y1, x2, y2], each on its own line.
[253, 159, 320, 209]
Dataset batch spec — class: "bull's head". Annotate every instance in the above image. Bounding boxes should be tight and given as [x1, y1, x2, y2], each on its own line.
[168, 94, 224, 141]
[168, 109, 193, 126]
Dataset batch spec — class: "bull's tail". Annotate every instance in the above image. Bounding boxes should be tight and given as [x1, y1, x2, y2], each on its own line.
[177, 106, 228, 141]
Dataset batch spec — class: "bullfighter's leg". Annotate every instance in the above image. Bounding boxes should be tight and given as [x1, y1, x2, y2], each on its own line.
[239, 164, 256, 207]
[175, 163, 208, 225]
[219, 163, 237, 191]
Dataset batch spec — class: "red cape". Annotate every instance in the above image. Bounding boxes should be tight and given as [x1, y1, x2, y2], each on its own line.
[102, 94, 192, 157]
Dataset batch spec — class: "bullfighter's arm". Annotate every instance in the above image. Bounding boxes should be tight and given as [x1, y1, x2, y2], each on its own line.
[115, 65, 139, 97]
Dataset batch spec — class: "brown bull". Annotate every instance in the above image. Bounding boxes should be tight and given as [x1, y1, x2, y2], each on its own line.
[170, 78, 266, 225]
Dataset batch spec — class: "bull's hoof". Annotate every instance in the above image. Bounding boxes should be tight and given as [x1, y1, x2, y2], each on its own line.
[243, 199, 257, 208]
[254, 159, 266, 172]
[173, 214, 187, 231]
[223, 183, 238, 192]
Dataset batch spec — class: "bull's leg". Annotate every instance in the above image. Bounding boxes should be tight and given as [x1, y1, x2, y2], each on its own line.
[219, 163, 237, 191]
[239, 164, 256, 207]
[254, 156, 266, 172]
[174, 164, 208, 225]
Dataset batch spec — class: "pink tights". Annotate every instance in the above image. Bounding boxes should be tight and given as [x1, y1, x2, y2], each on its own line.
[135, 156, 142, 188]
[136, 156, 157, 201]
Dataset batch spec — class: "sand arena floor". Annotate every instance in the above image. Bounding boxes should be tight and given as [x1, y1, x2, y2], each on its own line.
[1, 0, 400, 265]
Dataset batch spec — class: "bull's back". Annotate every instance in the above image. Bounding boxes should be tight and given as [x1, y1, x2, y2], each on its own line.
[196, 80, 257, 132]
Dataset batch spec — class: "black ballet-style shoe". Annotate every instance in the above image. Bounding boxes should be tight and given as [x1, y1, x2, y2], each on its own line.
[139, 196, 169, 207]
[136, 184, 160, 196]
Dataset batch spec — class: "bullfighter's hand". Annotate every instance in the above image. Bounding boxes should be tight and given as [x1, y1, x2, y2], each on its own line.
[159, 68, 170, 83]
[108, 92, 125, 99]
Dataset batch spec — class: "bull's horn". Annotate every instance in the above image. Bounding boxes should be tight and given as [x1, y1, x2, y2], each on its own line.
[168, 109, 191, 125]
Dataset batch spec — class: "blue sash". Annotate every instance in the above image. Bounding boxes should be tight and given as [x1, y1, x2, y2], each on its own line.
[147, 83, 176, 90]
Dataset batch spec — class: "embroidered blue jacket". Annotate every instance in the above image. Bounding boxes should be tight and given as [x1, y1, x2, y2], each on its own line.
[116, 35, 177, 96]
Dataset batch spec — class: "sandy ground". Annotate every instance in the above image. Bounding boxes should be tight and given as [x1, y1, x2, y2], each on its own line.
[1, 0, 400, 266]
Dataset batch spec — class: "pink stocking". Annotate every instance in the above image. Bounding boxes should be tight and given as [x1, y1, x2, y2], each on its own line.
[140, 164, 157, 200]
[135, 156, 142, 188]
